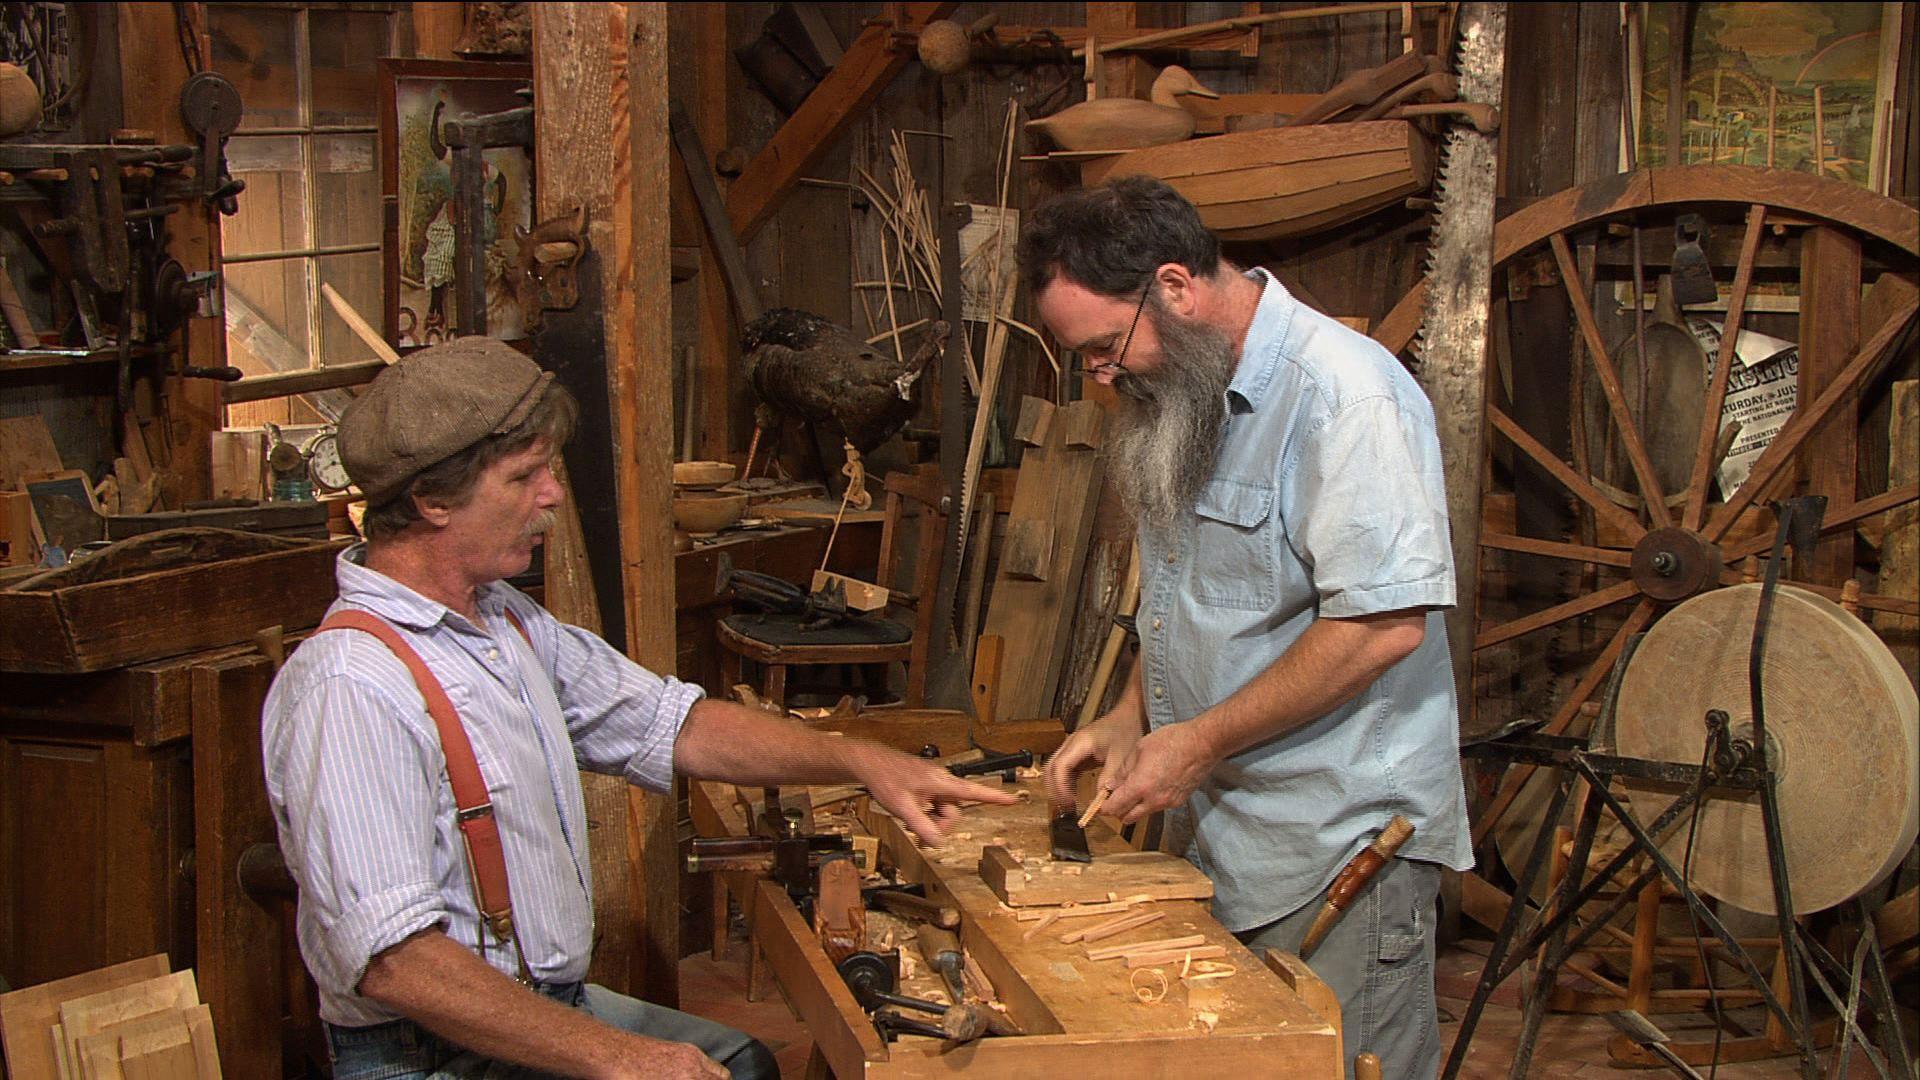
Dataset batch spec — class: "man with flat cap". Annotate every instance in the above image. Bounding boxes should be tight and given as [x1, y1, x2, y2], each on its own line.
[262, 337, 1015, 1080]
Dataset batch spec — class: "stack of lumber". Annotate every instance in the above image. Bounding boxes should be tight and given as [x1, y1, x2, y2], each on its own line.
[0, 955, 221, 1079]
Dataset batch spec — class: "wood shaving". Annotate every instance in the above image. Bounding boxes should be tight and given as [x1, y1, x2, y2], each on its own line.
[1059, 865, 1084, 876]
[1130, 967, 1169, 1005]
[1022, 911, 1062, 941]
[1193, 1009, 1219, 1034]
[1184, 963, 1238, 981]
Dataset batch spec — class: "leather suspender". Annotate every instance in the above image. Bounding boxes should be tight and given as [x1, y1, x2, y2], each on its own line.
[317, 607, 534, 980]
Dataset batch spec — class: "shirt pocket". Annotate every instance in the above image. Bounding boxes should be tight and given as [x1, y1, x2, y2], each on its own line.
[1190, 478, 1277, 611]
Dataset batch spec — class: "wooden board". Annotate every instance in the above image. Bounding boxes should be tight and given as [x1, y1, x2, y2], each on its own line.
[0, 415, 63, 490]
[978, 845, 1214, 908]
[0, 954, 169, 1080]
[980, 399, 1106, 721]
[0, 539, 343, 674]
[58, 969, 200, 1074]
[1080, 121, 1433, 241]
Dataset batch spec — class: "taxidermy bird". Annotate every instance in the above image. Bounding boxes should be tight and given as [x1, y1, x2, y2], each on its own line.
[1025, 65, 1221, 152]
[741, 309, 948, 509]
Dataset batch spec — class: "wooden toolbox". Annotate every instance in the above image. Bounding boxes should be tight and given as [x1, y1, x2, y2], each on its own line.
[690, 713, 1343, 1078]
[0, 529, 343, 673]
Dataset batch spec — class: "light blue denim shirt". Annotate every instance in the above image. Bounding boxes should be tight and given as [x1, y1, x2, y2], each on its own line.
[262, 546, 702, 1026]
[1137, 268, 1473, 932]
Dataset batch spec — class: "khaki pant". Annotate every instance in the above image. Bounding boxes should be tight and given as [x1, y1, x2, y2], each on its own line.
[1239, 858, 1443, 1080]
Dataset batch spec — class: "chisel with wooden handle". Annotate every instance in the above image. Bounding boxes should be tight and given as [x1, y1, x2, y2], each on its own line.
[1298, 815, 1415, 960]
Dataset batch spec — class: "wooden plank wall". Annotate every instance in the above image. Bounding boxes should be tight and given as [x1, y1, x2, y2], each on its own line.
[673, 2, 1456, 718]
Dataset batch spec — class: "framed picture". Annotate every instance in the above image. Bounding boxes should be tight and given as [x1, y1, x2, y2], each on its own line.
[1635, 3, 1900, 192]
[379, 58, 533, 349]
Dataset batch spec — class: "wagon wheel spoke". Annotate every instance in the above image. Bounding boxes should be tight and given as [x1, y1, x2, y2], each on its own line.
[1722, 482, 1920, 562]
[1681, 204, 1769, 530]
[1470, 600, 1656, 847]
[1480, 533, 1633, 568]
[1490, 405, 1647, 543]
[1550, 231, 1672, 528]
[1474, 579, 1640, 652]
[1707, 298, 1919, 543]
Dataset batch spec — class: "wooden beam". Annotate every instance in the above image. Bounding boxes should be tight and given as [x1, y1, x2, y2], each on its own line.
[624, 2, 679, 1009]
[1086, 4, 1152, 101]
[726, 1, 957, 242]
[410, 2, 465, 58]
[119, 4, 221, 505]
[689, 2, 734, 460]
[530, 1, 679, 1005]
[1798, 226, 1863, 584]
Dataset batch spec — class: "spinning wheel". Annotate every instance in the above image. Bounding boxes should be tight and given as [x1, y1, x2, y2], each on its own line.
[1370, 164, 1920, 857]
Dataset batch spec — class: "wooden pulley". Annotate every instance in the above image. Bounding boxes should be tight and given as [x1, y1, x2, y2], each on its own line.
[1614, 583, 1919, 915]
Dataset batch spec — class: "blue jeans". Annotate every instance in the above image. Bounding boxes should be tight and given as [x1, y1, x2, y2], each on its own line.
[325, 982, 777, 1080]
[1238, 858, 1442, 1080]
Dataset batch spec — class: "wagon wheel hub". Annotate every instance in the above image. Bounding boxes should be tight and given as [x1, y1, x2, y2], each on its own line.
[1629, 527, 1723, 603]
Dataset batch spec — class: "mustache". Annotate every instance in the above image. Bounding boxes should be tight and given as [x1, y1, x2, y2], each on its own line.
[522, 509, 558, 538]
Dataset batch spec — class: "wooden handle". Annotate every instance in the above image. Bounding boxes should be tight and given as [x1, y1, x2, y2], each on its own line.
[916, 924, 961, 966]
[1300, 815, 1416, 960]
[1355, 1052, 1383, 1080]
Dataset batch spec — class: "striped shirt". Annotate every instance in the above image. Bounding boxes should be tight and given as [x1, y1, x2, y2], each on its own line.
[261, 545, 701, 1027]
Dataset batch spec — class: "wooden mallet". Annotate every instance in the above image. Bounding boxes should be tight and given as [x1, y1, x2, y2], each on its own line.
[1298, 815, 1416, 961]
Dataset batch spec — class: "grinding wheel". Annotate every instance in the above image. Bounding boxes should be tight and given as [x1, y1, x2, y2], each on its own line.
[1614, 584, 1919, 915]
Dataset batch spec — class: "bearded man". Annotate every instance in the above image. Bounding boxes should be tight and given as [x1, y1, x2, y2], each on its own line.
[262, 337, 1014, 1079]
[1025, 177, 1471, 1078]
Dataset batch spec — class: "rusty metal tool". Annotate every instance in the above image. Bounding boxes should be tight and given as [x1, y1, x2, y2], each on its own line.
[1048, 807, 1092, 863]
[915, 924, 968, 1005]
[1298, 815, 1416, 960]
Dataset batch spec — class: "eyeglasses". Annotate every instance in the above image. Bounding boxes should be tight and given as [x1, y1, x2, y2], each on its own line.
[1079, 277, 1154, 377]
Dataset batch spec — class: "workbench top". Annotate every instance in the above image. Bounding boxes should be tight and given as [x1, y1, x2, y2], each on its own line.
[692, 764, 1343, 1077]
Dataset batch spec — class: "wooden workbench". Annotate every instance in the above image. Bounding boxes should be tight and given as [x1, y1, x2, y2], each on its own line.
[691, 738, 1343, 1077]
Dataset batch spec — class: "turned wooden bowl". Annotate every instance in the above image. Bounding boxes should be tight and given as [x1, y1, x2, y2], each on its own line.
[672, 491, 747, 534]
[672, 460, 737, 490]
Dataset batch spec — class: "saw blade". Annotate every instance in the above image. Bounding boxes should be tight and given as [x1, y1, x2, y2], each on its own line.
[1410, 2, 1507, 740]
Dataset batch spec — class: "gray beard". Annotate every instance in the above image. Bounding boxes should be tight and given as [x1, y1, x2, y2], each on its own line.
[1105, 303, 1235, 535]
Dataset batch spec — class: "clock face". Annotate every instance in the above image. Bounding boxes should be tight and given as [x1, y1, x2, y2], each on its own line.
[305, 430, 353, 493]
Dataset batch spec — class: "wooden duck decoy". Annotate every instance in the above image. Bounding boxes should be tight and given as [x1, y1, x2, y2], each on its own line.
[1025, 65, 1220, 152]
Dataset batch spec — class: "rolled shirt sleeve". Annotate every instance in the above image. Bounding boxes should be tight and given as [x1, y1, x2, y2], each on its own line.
[268, 672, 449, 993]
[502, 591, 703, 792]
[1288, 394, 1455, 618]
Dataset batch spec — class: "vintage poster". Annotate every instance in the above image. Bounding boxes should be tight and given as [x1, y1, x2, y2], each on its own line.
[1640, 3, 1894, 189]
[1685, 316, 1800, 498]
[381, 61, 533, 348]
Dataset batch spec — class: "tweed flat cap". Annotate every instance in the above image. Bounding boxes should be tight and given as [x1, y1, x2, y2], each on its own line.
[338, 337, 553, 505]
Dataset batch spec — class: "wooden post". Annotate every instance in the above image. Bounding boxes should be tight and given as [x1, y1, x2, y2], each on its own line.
[411, 2, 466, 58]
[689, 2, 734, 462]
[530, 2, 679, 1005]
[1798, 227, 1862, 584]
[117, 4, 222, 505]
[623, 2, 680, 1008]
[1086, 4, 1152, 101]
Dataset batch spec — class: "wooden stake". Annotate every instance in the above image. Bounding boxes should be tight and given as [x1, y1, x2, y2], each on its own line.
[1813, 84, 1827, 177]
[1068, 909, 1165, 945]
[1077, 787, 1110, 828]
[1086, 934, 1207, 961]
[1767, 84, 1777, 166]
[1125, 945, 1227, 968]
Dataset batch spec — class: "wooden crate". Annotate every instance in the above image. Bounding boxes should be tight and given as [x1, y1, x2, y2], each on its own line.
[0, 539, 343, 673]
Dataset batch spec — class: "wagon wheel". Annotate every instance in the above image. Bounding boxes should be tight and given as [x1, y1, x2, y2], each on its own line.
[1373, 164, 1920, 852]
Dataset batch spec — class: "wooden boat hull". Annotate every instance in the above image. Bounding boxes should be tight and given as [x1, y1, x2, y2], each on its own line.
[1081, 120, 1434, 241]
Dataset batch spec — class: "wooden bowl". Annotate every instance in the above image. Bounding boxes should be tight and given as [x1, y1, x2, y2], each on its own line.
[672, 491, 747, 533]
[673, 460, 737, 490]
